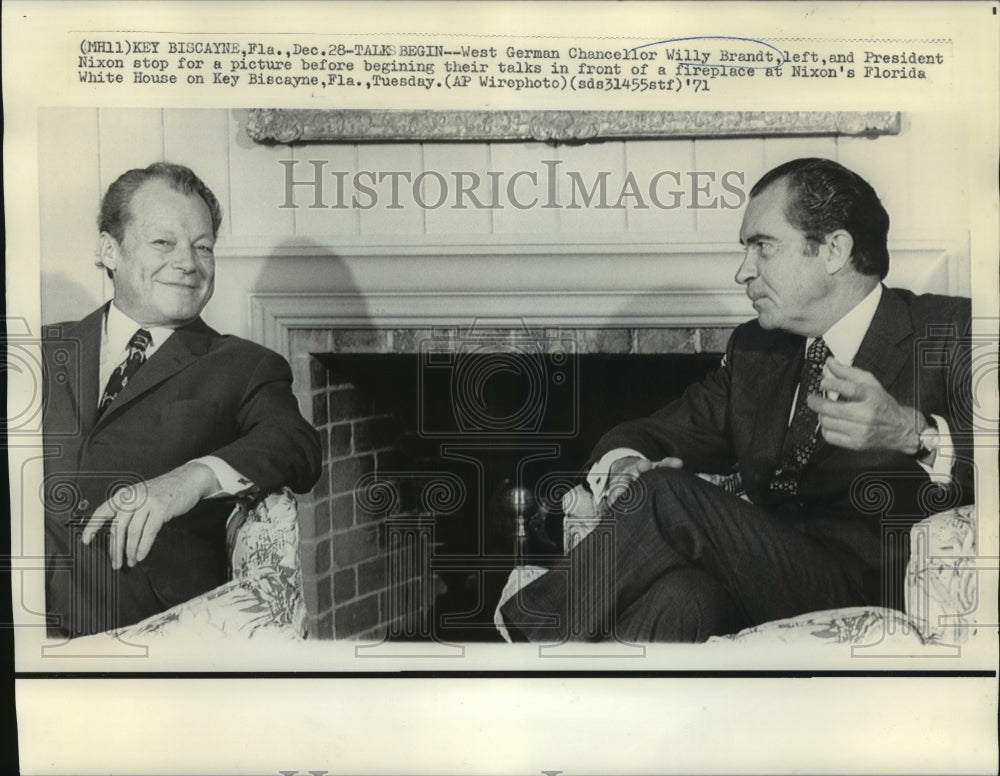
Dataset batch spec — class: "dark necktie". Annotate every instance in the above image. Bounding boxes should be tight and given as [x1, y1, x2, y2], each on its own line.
[98, 328, 152, 415]
[768, 337, 831, 497]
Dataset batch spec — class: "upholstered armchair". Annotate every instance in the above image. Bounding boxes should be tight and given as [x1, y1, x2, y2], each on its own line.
[495, 473, 980, 648]
[91, 489, 308, 642]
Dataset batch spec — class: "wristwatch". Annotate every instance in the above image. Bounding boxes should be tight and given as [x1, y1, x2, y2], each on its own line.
[909, 414, 940, 461]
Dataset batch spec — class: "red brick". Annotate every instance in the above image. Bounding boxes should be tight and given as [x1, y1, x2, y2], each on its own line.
[329, 423, 353, 457]
[332, 523, 380, 568]
[312, 614, 334, 639]
[356, 555, 387, 596]
[311, 392, 329, 426]
[316, 572, 333, 614]
[312, 469, 330, 500]
[309, 355, 329, 389]
[333, 567, 356, 603]
[353, 415, 397, 453]
[334, 593, 382, 638]
[331, 454, 375, 495]
[328, 387, 374, 422]
[313, 537, 331, 576]
[330, 493, 355, 532]
[297, 498, 329, 541]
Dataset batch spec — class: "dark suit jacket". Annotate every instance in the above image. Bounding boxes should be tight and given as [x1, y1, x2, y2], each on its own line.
[591, 286, 974, 571]
[42, 303, 322, 636]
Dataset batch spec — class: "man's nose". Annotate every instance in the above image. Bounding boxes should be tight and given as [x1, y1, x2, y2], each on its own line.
[734, 250, 756, 284]
[171, 244, 198, 272]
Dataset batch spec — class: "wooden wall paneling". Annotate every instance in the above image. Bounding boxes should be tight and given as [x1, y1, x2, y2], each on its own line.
[556, 142, 629, 235]
[163, 109, 233, 238]
[422, 143, 492, 236]
[227, 111, 295, 239]
[837, 123, 913, 233]
[97, 109, 165, 189]
[292, 143, 361, 240]
[38, 108, 104, 323]
[693, 137, 764, 241]
[489, 142, 562, 236]
[356, 143, 425, 238]
[624, 138, 697, 234]
[903, 112, 966, 234]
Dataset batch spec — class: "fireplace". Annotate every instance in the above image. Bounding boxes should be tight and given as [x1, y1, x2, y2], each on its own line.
[286, 323, 729, 640]
[241, 236, 958, 641]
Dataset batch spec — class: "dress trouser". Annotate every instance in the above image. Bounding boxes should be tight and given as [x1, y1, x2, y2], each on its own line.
[500, 468, 880, 642]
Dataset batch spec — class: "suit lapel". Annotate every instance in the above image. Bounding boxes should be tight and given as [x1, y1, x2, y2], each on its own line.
[850, 286, 912, 390]
[93, 318, 214, 429]
[750, 330, 805, 475]
[811, 286, 913, 465]
[56, 304, 106, 435]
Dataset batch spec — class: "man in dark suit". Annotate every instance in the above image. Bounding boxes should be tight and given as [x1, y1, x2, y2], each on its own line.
[43, 162, 322, 638]
[501, 158, 974, 642]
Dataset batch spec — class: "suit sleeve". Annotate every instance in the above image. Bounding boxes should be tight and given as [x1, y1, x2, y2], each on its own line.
[210, 349, 322, 494]
[589, 331, 737, 472]
[939, 298, 975, 505]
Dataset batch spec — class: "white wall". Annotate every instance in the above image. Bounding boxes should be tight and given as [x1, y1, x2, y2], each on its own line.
[38, 109, 969, 337]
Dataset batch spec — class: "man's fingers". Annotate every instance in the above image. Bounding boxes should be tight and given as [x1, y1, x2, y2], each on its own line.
[819, 368, 864, 401]
[80, 500, 115, 545]
[823, 358, 874, 382]
[562, 485, 598, 518]
[134, 514, 163, 565]
[651, 456, 684, 469]
[110, 510, 135, 571]
[808, 392, 866, 420]
[125, 511, 149, 568]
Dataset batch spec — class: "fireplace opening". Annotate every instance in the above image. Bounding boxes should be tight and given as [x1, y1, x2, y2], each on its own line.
[305, 343, 725, 641]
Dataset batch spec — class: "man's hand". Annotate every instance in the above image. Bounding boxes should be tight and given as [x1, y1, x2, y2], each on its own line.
[600, 455, 684, 513]
[808, 359, 920, 453]
[561, 484, 600, 519]
[81, 462, 220, 570]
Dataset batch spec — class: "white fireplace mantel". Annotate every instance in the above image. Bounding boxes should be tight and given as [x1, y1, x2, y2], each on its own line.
[243, 237, 967, 358]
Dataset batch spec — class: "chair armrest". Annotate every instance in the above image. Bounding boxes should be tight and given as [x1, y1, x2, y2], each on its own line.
[904, 504, 977, 644]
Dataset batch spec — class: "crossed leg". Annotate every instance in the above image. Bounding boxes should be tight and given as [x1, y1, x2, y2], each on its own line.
[502, 468, 873, 642]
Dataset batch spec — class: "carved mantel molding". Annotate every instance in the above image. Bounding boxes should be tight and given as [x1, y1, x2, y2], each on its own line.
[246, 109, 901, 144]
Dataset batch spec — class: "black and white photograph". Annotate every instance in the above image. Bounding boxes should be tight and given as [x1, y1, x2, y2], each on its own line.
[5, 3, 998, 774]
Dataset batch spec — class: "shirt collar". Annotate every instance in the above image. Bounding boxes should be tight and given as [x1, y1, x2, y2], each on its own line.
[811, 283, 883, 364]
[104, 302, 176, 357]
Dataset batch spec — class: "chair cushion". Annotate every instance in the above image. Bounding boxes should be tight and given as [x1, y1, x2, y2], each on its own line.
[109, 490, 307, 641]
[904, 504, 977, 644]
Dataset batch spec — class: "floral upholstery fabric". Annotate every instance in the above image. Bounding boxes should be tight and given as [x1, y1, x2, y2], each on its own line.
[903, 504, 977, 645]
[108, 490, 307, 641]
[706, 606, 927, 648]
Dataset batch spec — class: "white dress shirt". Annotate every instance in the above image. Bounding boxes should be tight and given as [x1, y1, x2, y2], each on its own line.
[588, 284, 954, 501]
[101, 303, 255, 496]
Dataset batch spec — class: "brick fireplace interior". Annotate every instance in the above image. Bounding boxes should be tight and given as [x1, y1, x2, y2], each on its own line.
[291, 324, 731, 640]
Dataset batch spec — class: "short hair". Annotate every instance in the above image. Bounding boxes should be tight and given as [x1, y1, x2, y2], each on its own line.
[749, 158, 890, 279]
[97, 162, 223, 277]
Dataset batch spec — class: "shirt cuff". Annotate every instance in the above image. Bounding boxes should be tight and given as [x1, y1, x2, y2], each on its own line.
[191, 456, 256, 497]
[587, 448, 647, 503]
[918, 414, 954, 484]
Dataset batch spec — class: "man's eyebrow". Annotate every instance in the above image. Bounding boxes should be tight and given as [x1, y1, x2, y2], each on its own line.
[740, 232, 776, 246]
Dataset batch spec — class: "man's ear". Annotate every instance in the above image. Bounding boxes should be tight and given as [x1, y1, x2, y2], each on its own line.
[822, 229, 854, 275]
[98, 232, 121, 273]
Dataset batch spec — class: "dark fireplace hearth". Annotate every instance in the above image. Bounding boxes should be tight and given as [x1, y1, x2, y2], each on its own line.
[290, 326, 730, 640]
